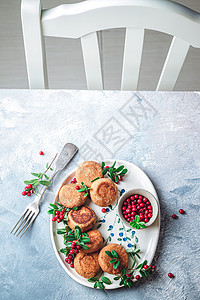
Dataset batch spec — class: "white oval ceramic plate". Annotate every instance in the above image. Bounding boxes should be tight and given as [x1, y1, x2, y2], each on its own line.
[50, 159, 160, 289]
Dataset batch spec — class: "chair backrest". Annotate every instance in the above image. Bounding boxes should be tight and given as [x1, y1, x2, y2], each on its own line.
[21, 0, 200, 90]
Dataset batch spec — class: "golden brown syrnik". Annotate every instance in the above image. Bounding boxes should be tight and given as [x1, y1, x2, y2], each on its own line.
[59, 183, 86, 208]
[90, 178, 118, 207]
[76, 161, 103, 188]
[98, 244, 128, 274]
[74, 252, 101, 278]
[67, 205, 96, 232]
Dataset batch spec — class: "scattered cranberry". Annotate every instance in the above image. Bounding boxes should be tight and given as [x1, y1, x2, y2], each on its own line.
[55, 211, 60, 215]
[70, 264, 74, 268]
[179, 209, 184, 214]
[168, 273, 174, 278]
[144, 265, 148, 270]
[126, 274, 130, 278]
[75, 185, 80, 190]
[136, 275, 140, 280]
[27, 184, 32, 189]
[74, 249, 78, 254]
[39, 151, 44, 155]
[70, 249, 74, 254]
[57, 218, 61, 223]
[27, 192, 31, 196]
[77, 245, 81, 250]
[102, 208, 106, 213]
[152, 265, 155, 269]
[60, 215, 64, 220]
[22, 191, 27, 196]
[61, 208, 65, 213]
[52, 217, 57, 222]
[105, 166, 109, 168]
[172, 214, 178, 219]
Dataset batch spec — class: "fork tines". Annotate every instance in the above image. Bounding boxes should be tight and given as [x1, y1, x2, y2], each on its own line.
[10, 209, 37, 238]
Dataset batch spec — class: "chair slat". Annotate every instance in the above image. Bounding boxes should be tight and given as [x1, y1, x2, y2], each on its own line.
[81, 32, 103, 90]
[157, 37, 190, 91]
[121, 28, 144, 91]
[21, 0, 48, 89]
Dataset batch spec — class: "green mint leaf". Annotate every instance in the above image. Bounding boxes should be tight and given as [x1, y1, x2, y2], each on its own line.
[88, 277, 98, 283]
[105, 251, 113, 258]
[31, 172, 39, 177]
[44, 174, 49, 180]
[101, 162, 105, 168]
[102, 169, 108, 175]
[81, 237, 90, 243]
[50, 167, 53, 171]
[111, 161, 116, 168]
[91, 177, 99, 183]
[57, 228, 67, 234]
[114, 260, 120, 269]
[78, 187, 86, 192]
[84, 192, 88, 197]
[97, 281, 104, 290]
[94, 282, 97, 289]
[113, 276, 120, 281]
[47, 209, 54, 214]
[111, 250, 118, 258]
[115, 165, 124, 172]
[127, 280, 133, 289]
[121, 269, 126, 276]
[39, 180, 51, 186]
[46, 163, 49, 169]
[80, 244, 89, 250]
[72, 207, 78, 210]
[135, 215, 140, 223]
[119, 168, 128, 176]
[49, 203, 58, 209]
[101, 276, 111, 285]
[110, 258, 117, 264]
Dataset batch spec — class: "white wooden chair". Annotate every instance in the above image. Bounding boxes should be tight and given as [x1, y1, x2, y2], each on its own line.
[21, 0, 200, 90]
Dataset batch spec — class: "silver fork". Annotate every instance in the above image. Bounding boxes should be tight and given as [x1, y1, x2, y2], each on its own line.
[10, 143, 78, 238]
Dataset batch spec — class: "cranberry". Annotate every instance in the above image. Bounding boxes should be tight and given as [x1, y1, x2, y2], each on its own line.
[139, 213, 144, 219]
[145, 210, 149, 214]
[61, 208, 65, 213]
[75, 185, 80, 190]
[71, 242, 75, 248]
[65, 258, 68, 262]
[68, 254, 72, 259]
[179, 209, 184, 214]
[127, 218, 131, 222]
[55, 211, 60, 215]
[102, 208, 106, 213]
[77, 245, 81, 250]
[27, 184, 32, 189]
[127, 199, 130, 203]
[132, 207, 137, 211]
[122, 206, 126, 211]
[143, 197, 147, 201]
[39, 151, 44, 155]
[126, 209, 131, 213]
[148, 206, 152, 210]
[146, 201, 150, 205]
[148, 213, 152, 218]
[60, 215, 64, 220]
[128, 214, 131, 217]
[152, 265, 155, 269]
[70, 264, 74, 268]
[136, 275, 140, 280]
[52, 217, 56, 222]
[168, 273, 173, 278]
[74, 249, 78, 254]
[124, 215, 128, 219]
[131, 216, 134, 220]
[22, 191, 27, 196]
[172, 214, 178, 219]
[126, 274, 130, 278]
[144, 218, 149, 223]
[57, 218, 61, 223]
[124, 202, 127, 206]
[27, 192, 31, 196]
[137, 199, 142, 204]
[139, 195, 143, 199]
[69, 249, 74, 254]
[131, 212, 135, 216]
[149, 210, 153, 213]
[144, 265, 148, 270]
[105, 166, 109, 168]
[134, 195, 139, 199]
[130, 196, 134, 201]
[140, 203, 144, 207]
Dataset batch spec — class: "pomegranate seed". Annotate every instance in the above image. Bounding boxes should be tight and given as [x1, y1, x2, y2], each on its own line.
[75, 185, 80, 190]
[102, 208, 106, 213]
[39, 151, 44, 155]
[77, 245, 81, 250]
[172, 214, 178, 219]
[168, 273, 173, 278]
[136, 275, 140, 280]
[22, 191, 27, 196]
[70, 264, 74, 268]
[144, 265, 148, 270]
[179, 209, 184, 214]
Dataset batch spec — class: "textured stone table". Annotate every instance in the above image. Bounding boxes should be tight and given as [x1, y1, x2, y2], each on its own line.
[0, 90, 199, 300]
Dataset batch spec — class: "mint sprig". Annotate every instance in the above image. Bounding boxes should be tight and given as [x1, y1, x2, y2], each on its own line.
[101, 161, 127, 183]
[77, 182, 91, 197]
[130, 215, 146, 229]
[88, 276, 111, 290]
[105, 250, 120, 269]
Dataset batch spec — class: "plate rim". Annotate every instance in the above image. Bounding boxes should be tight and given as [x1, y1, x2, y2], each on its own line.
[50, 159, 160, 289]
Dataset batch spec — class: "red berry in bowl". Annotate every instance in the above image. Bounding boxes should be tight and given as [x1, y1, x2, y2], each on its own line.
[168, 273, 173, 278]
[179, 209, 184, 214]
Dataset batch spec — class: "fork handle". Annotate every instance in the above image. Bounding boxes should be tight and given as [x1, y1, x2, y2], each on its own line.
[33, 169, 60, 206]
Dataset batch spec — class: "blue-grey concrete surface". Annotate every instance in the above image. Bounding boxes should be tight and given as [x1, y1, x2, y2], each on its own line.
[0, 90, 199, 300]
